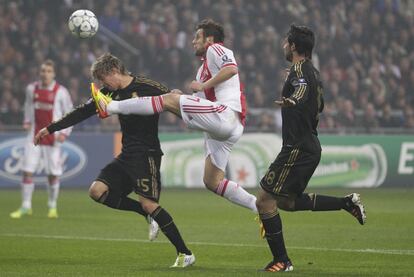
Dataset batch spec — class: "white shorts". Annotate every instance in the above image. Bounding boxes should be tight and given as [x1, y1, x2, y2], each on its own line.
[22, 140, 63, 176]
[179, 95, 244, 171]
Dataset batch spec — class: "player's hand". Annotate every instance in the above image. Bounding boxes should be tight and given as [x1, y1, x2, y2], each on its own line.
[34, 128, 49, 146]
[23, 122, 31, 130]
[56, 133, 66, 143]
[189, 81, 204, 92]
[274, 97, 296, 107]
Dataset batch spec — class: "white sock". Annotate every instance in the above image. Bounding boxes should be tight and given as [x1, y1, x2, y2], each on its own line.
[107, 96, 164, 115]
[47, 182, 60, 209]
[22, 182, 34, 210]
[216, 179, 258, 213]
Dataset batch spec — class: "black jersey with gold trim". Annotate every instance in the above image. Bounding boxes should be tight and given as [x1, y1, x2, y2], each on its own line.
[281, 59, 324, 153]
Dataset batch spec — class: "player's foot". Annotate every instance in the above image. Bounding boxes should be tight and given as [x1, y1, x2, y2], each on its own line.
[10, 208, 32, 219]
[147, 215, 160, 241]
[344, 193, 366, 225]
[261, 259, 293, 272]
[170, 253, 195, 268]
[91, 82, 112, 118]
[47, 208, 58, 219]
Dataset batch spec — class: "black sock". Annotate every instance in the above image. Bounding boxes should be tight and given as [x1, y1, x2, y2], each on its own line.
[100, 191, 147, 216]
[260, 211, 288, 262]
[151, 207, 191, 255]
[312, 194, 345, 211]
[294, 193, 345, 211]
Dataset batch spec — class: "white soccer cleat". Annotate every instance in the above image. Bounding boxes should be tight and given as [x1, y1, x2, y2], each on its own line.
[170, 253, 196, 268]
[147, 215, 160, 241]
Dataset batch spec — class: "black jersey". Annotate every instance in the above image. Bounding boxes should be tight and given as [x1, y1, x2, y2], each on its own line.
[281, 59, 324, 153]
[47, 76, 169, 159]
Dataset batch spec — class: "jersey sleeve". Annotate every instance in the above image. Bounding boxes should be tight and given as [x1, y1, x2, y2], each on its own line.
[56, 87, 75, 137]
[23, 84, 34, 124]
[288, 67, 309, 106]
[47, 99, 96, 134]
[135, 76, 170, 96]
[206, 44, 237, 72]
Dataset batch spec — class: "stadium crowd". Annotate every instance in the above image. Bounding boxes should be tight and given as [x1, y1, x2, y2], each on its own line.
[0, 0, 413, 133]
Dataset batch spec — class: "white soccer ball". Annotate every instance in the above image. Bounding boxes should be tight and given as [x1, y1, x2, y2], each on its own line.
[68, 9, 99, 39]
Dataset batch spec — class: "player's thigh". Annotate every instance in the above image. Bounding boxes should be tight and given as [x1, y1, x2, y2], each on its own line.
[179, 95, 238, 140]
[204, 123, 243, 172]
[95, 159, 132, 196]
[96, 157, 164, 200]
[260, 148, 320, 197]
[43, 144, 63, 176]
[123, 153, 162, 202]
[22, 141, 41, 173]
[256, 187, 277, 213]
[89, 180, 109, 200]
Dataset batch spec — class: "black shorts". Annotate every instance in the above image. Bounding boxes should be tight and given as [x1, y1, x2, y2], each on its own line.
[96, 152, 162, 202]
[260, 147, 320, 197]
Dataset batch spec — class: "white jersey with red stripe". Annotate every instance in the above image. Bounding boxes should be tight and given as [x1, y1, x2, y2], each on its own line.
[194, 43, 245, 119]
[24, 80, 73, 143]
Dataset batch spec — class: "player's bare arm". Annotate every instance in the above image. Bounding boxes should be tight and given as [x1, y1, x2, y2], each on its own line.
[189, 65, 238, 91]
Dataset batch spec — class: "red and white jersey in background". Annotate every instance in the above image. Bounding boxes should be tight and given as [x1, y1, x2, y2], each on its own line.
[195, 43, 246, 124]
[24, 80, 73, 145]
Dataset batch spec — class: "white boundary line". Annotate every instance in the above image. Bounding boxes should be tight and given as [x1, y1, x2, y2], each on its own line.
[2, 233, 413, 256]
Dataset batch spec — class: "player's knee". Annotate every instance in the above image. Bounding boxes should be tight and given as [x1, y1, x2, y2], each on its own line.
[276, 197, 296, 211]
[88, 182, 108, 202]
[256, 196, 275, 214]
[203, 179, 217, 192]
[140, 199, 159, 214]
[163, 93, 181, 111]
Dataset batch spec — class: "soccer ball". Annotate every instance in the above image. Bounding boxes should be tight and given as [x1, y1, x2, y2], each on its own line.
[68, 9, 99, 39]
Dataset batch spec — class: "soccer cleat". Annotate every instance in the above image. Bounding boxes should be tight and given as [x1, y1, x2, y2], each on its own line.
[262, 260, 294, 272]
[91, 82, 112, 118]
[147, 215, 160, 241]
[47, 208, 58, 219]
[10, 208, 32, 219]
[170, 253, 196, 268]
[344, 193, 366, 225]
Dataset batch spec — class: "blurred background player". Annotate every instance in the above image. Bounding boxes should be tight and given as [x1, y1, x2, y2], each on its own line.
[10, 59, 73, 219]
[256, 25, 366, 272]
[93, 19, 258, 214]
[34, 53, 195, 267]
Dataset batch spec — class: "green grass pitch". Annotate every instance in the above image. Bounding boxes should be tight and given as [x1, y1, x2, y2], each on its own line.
[0, 188, 413, 276]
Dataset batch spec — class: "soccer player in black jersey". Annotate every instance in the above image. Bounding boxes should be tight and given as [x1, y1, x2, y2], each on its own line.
[256, 25, 367, 272]
[34, 53, 195, 268]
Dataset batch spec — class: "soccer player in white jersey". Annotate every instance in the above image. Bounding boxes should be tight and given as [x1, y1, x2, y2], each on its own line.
[92, 19, 258, 214]
[10, 60, 73, 219]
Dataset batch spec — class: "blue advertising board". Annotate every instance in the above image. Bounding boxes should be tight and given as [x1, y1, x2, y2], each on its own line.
[0, 133, 114, 187]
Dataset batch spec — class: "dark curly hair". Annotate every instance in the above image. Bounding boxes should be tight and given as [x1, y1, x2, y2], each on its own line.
[196, 19, 225, 43]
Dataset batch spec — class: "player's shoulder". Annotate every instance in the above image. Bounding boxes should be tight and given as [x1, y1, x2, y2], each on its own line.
[26, 81, 38, 91]
[207, 43, 232, 57]
[291, 59, 313, 77]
